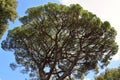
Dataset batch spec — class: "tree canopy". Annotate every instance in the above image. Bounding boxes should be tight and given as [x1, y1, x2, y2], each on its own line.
[1, 3, 118, 80]
[0, 0, 17, 39]
[95, 67, 120, 80]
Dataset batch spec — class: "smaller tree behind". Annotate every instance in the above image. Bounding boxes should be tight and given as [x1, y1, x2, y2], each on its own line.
[0, 0, 17, 39]
[95, 67, 120, 80]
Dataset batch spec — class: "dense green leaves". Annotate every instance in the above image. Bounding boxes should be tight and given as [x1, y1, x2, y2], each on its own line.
[1, 3, 118, 80]
[95, 67, 120, 80]
[0, 0, 17, 39]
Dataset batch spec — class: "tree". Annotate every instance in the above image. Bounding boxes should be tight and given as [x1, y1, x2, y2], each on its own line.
[0, 0, 17, 39]
[1, 3, 118, 80]
[95, 67, 120, 80]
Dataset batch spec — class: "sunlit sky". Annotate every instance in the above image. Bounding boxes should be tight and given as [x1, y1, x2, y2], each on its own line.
[0, 0, 120, 80]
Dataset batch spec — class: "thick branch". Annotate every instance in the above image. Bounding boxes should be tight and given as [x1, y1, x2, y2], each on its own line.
[58, 51, 80, 80]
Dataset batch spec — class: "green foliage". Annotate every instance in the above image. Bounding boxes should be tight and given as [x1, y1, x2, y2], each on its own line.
[95, 67, 120, 80]
[1, 3, 118, 80]
[0, 0, 17, 39]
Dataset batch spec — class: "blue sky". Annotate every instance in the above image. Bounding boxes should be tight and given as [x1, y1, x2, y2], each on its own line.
[0, 0, 120, 80]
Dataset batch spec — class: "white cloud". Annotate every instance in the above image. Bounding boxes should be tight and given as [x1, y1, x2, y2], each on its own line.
[60, 0, 81, 5]
[60, 0, 120, 61]
[84, 78, 91, 80]
[112, 52, 120, 61]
